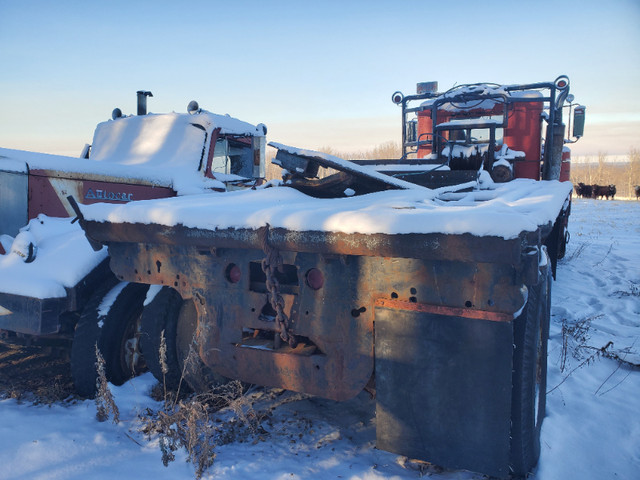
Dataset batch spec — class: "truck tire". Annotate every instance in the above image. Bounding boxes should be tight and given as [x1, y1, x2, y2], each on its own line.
[509, 268, 550, 476]
[71, 279, 149, 398]
[175, 298, 227, 393]
[140, 286, 185, 391]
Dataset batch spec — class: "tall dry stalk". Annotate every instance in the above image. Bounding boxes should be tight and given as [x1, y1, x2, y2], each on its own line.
[94, 344, 120, 423]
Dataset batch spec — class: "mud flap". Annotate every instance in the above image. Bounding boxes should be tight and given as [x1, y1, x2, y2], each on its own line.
[375, 305, 513, 478]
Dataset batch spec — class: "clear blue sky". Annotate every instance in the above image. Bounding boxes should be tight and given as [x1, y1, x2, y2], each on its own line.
[1, 0, 638, 158]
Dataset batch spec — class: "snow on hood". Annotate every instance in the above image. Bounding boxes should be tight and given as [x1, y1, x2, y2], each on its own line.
[0, 215, 108, 299]
[0, 147, 225, 194]
[0, 110, 264, 195]
[81, 179, 574, 240]
[90, 110, 262, 165]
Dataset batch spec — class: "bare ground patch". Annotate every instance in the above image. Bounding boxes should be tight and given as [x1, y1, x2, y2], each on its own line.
[0, 340, 75, 403]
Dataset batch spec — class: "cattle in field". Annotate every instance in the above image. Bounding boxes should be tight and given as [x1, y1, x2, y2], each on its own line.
[574, 183, 582, 197]
[574, 182, 592, 198]
[635, 185, 640, 200]
[591, 184, 616, 200]
[583, 184, 593, 198]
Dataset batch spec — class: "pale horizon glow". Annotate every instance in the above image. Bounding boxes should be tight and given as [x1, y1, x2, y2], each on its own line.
[1, 0, 639, 158]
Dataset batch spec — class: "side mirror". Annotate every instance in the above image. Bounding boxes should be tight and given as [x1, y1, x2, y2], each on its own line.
[572, 105, 586, 138]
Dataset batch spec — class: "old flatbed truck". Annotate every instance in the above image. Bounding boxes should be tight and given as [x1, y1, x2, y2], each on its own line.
[0, 91, 267, 394]
[73, 76, 584, 478]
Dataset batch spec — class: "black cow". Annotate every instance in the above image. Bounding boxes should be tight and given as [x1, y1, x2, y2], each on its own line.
[592, 184, 616, 200]
[574, 182, 593, 198]
[574, 183, 583, 197]
[634, 185, 640, 200]
[583, 183, 593, 198]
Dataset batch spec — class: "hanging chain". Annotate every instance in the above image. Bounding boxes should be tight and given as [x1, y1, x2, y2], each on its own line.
[258, 224, 297, 348]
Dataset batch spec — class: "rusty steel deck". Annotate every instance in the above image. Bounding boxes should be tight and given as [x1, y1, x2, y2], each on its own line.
[82, 217, 543, 400]
[79, 183, 560, 477]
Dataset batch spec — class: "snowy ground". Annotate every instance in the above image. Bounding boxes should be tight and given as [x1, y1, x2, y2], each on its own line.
[1, 198, 638, 480]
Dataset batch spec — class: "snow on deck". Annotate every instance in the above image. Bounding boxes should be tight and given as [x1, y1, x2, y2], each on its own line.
[1, 199, 638, 480]
[81, 178, 573, 240]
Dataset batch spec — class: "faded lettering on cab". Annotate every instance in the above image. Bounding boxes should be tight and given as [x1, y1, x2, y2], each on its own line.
[85, 188, 133, 202]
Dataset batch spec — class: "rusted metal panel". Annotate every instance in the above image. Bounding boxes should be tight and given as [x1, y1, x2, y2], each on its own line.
[102, 232, 532, 402]
[85, 220, 530, 265]
[106, 242, 375, 401]
[375, 298, 513, 322]
[360, 255, 526, 317]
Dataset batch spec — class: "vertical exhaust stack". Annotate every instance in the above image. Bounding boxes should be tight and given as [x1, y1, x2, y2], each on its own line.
[136, 90, 153, 115]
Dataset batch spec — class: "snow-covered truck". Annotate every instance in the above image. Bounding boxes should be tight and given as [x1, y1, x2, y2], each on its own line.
[2, 77, 584, 477]
[0, 91, 267, 392]
[72, 76, 585, 477]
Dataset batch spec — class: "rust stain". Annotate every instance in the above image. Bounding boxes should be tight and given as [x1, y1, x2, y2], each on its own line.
[375, 298, 512, 322]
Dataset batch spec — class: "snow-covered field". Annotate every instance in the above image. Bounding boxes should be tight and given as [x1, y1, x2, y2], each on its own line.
[1, 198, 638, 480]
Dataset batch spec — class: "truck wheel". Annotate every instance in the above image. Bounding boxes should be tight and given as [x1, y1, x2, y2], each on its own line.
[175, 298, 227, 393]
[71, 279, 149, 398]
[510, 268, 550, 476]
[140, 286, 185, 391]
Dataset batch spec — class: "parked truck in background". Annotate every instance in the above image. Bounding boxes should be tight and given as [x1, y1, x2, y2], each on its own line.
[383, 75, 584, 271]
[1, 77, 585, 478]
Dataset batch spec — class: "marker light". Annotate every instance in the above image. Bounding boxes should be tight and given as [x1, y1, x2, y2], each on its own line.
[391, 91, 404, 104]
[306, 268, 324, 290]
[555, 76, 569, 89]
[225, 263, 242, 283]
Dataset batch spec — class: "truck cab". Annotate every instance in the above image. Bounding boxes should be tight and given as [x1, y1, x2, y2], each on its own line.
[1, 98, 266, 240]
[0, 93, 266, 392]
[391, 75, 585, 183]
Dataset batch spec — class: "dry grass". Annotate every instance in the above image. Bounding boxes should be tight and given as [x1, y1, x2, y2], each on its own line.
[95, 345, 120, 423]
[140, 380, 260, 478]
[136, 328, 262, 478]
